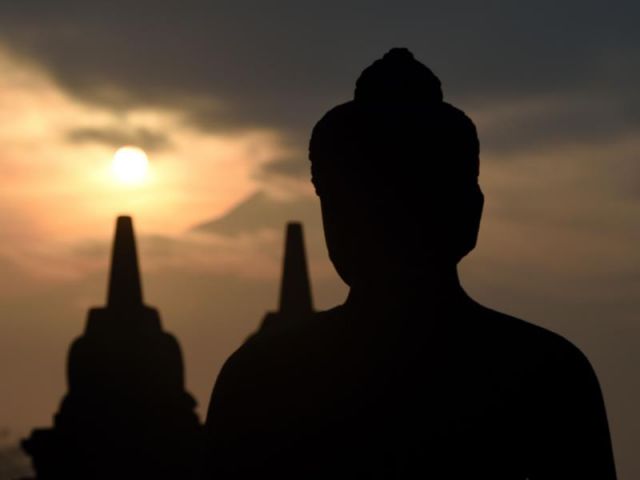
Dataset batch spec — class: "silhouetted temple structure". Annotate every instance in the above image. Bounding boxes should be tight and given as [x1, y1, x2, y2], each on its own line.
[259, 222, 314, 330]
[22, 216, 201, 479]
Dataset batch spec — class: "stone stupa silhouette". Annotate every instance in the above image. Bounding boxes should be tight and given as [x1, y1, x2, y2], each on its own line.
[22, 216, 202, 479]
[259, 222, 314, 330]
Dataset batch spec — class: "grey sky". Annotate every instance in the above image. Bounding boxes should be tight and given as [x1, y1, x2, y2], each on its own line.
[1, 2, 639, 144]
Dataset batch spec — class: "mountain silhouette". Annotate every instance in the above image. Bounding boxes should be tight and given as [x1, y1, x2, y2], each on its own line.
[192, 190, 320, 237]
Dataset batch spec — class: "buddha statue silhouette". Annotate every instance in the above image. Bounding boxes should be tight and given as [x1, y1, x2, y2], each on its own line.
[203, 49, 616, 478]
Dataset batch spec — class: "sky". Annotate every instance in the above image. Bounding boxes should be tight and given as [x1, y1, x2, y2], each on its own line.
[0, 1, 638, 477]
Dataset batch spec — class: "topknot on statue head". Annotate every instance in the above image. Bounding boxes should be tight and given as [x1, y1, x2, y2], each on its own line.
[309, 48, 479, 201]
[354, 48, 443, 105]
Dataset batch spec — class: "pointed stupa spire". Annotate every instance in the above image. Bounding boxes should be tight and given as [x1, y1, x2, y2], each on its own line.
[278, 222, 313, 317]
[107, 216, 143, 308]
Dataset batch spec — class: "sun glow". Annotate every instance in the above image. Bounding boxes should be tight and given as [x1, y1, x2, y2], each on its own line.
[112, 146, 149, 184]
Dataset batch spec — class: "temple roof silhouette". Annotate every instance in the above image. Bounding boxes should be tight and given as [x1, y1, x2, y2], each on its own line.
[278, 222, 313, 318]
[259, 222, 314, 331]
[107, 216, 143, 308]
[22, 216, 202, 480]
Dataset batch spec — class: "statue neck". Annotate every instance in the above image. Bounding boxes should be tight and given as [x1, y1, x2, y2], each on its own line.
[347, 264, 466, 308]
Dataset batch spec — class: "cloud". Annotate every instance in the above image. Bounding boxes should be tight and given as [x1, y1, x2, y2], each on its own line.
[257, 156, 310, 180]
[0, 1, 638, 147]
[472, 92, 640, 155]
[0, 45, 294, 245]
[2, 1, 639, 196]
[66, 126, 171, 152]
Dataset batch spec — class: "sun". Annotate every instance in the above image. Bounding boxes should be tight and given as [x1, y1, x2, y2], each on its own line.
[112, 146, 149, 184]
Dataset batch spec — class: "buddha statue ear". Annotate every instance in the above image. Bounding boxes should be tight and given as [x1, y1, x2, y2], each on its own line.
[453, 185, 484, 261]
[318, 193, 356, 286]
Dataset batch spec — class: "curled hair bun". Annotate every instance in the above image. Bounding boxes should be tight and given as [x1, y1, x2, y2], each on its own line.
[310, 48, 479, 198]
[354, 48, 443, 105]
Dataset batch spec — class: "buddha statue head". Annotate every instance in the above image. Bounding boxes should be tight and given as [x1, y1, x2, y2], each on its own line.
[309, 48, 483, 286]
